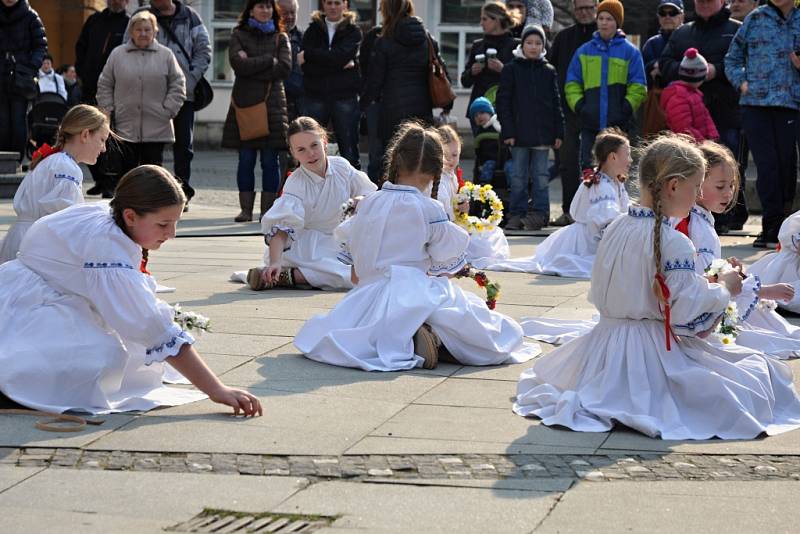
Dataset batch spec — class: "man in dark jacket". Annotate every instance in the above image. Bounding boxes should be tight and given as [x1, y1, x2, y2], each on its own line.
[641, 0, 684, 90]
[0, 0, 46, 161]
[660, 0, 747, 232]
[75, 0, 129, 105]
[300, 1, 362, 168]
[359, 24, 383, 183]
[547, 0, 597, 225]
[278, 0, 304, 122]
[144, 0, 211, 204]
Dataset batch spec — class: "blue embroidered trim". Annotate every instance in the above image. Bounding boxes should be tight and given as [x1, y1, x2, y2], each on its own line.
[429, 252, 467, 276]
[429, 218, 449, 224]
[739, 274, 762, 322]
[83, 261, 134, 269]
[663, 258, 695, 272]
[54, 173, 80, 185]
[382, 183, 420, 193]
[674, 311, 716, 332]
[691, 205, 714, 228]
[696, 248, 716, 255]
[266, 225, 296, 251]
[590, 194, 617, 205]
[145, 330, 192, 357]
[792, 233, 800, 253]
[628, 206, 655, 218]
[337, 244, 353, 266]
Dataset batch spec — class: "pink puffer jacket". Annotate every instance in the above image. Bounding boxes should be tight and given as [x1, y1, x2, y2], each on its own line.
[659, 81, 719, 143]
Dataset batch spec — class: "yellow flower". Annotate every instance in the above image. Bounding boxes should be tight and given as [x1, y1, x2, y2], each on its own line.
[721, 336, 732, 345]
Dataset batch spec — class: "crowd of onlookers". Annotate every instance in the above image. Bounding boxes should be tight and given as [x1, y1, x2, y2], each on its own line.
[0, 0, 799, 246]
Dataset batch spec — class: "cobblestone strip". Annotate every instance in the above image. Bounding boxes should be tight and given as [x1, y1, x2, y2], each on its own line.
[3, 448, 800, 482]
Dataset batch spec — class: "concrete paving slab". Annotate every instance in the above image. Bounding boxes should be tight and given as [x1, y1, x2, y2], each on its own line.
[243, 375, 445, 404]
[0, 508, 169, 534]
[600, 427, 800, 455]
[274, 480, 559, 533]
[345, 436, 601, 455]
[197, 315, 305, 337]
[537, 480, 800, 534]
[199, 353, 254, 377]
[0, 414, 135, 448]
[369, 404, 608, 450]
[192, 332, 291, 357]
[90, 393, 405, 455]
[451, 358, 544, 382]
[413, 377, 518, 409]
[368, 477, 575, 492]
[0, 466, 42, 493]
[0, 469, 305, 531]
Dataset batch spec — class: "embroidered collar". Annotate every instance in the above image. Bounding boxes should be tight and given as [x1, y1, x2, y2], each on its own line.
[690, 204, 715, 228]
[62, 150, 77, 163]
[381, 182, 423, 194]
[628, 206, 655, 218]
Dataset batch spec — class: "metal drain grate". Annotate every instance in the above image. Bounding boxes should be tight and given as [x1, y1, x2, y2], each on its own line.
[168, 509, 337, 533]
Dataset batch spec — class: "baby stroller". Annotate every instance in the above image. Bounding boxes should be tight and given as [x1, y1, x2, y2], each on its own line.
[27, 91, 68, 158]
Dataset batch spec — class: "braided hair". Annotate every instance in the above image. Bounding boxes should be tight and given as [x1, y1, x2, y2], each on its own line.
[383, 121, 445, 199]
[584, 127, 629, 187]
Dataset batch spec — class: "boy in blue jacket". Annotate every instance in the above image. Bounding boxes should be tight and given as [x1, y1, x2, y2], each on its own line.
[496, 24, 564, 231]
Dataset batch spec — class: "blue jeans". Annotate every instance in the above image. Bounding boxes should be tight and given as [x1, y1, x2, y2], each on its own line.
[237, 147, 280, 193]
[509, 147, 550, 217]
[172, 101, 195, 199]
[302, 96, 361, 169]
[579, 128, 598, 171]
[478, 159, 514, 185]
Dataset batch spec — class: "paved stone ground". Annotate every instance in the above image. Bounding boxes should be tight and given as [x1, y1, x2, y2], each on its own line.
[1, 153, 798, 533]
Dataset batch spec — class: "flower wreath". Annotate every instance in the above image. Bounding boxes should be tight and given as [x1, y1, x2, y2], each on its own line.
[453, 182, 503, 234]
[456, 266, 501, 310]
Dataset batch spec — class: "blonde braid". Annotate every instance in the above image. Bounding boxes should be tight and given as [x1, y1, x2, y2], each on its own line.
[651, 182, 665, 304]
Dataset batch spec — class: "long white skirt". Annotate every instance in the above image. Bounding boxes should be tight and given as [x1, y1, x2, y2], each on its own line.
[749, 252, 800, 313]
[467, 228, 510, 267]
[475, 223, 595, 278]
[514, 316, 800, 440]
[295, 265, 541, 371]
[0, 220, 32, 264]
[0, 262, 206, 414]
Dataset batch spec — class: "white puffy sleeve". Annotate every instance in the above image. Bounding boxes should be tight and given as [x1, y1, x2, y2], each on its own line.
[585, 181, 624, 242]
[80, 251, 194, 365]
[662, 232, 730, 337]
[333, 215, 355, 266]
[38, 174, 83, 214]
[348, 166, 378, 198]
[778, 211, 800, 253]
[261, 178, 305, 249]
[426, 203, 470, 276]
[690, 221, 722, 275]
[733, 274, 761, 322]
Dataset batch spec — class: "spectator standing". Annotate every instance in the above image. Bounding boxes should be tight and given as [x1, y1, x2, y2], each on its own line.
[641, 0, 684, 90]
[725, 0, 800, 248]
[299, 0, 362, 168]
[497, 24, 564, 231]
[75, 0, 130, 198]
[460, 1, 521, 133]
[565, 0, 646, 171]
[58, 65, 82, 106]
[277, 0, 303, 122]
[359, 23, 383, 183]
[221, 0, 291, 223]
[660, 48, 719, 142]
[523, 0, 554, 32]
[361, 0, 449, 148]
[659, 0, 746, 232]
[96, 11, 186, 182]
[547, 0, 596, 226]
[37, 54, 67, 101]
[0, 0, 47, 162]
[144, 0, 211, 206]
[730, 0, 759, 21]
[505, 0, 526, 39]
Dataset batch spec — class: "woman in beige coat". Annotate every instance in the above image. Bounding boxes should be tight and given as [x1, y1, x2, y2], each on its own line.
[97, 10, 185, 186]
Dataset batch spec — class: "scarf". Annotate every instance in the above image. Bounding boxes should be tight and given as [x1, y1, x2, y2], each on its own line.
[248, 17, 275, 33]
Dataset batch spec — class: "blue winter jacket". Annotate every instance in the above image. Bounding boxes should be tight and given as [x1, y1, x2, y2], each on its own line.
[725, 4, 800, 110]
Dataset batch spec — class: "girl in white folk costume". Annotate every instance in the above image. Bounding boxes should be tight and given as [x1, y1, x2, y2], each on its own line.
[246, 117, 377, 290]
[295, 122, 540, 371]
[674, 142, 799, 358]
[434, 125, 511, 265]
[749, 209, 800, 314]
[514, 134, 800, 440]
[0, 105, 109, 264]
[0, 166, 262, 416]
[478, 128, 630, 278]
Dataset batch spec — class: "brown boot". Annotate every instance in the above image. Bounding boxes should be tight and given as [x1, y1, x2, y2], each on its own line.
[234, 192, 256, 222]
[413, 324, 440, 369]
[260, 191, 277, 220]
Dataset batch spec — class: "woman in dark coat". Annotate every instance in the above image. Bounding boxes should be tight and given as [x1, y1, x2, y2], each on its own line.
[361, 0, 449, 147]
[460, 1, 521, 131]
[222, 0, 291, 222]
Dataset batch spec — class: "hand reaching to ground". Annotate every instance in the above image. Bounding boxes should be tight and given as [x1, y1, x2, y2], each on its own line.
[209, 386, 263, 416]
[760, 283, 795, 302]
[263, 262, 282, 286]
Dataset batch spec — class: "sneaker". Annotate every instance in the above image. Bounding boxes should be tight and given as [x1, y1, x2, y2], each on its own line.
[413, 324, 440, 370]
[551, 213, 574, 227]
[715, 224, 730, 235]
[505, 215, 524, 231]
[753, 232, 779, 249]
[524, 212, 549, 231]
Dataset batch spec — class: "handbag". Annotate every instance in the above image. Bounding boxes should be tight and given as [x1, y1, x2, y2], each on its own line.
[10, 59, 37, 100]
[426, 33, 455, 109]
[159, 21, 214, 111]
[233, 85, 271, 141]
[642, 86, 667, 137]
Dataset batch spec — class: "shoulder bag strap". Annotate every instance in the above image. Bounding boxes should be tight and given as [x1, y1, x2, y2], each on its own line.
[159, 16, 193, 66]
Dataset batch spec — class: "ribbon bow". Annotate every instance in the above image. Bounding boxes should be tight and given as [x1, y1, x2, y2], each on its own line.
[581, 167, 601, 187]
[31, 143, 59, 161]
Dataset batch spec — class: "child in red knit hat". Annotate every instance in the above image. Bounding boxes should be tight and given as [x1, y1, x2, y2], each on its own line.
[660, 48, 719, 142]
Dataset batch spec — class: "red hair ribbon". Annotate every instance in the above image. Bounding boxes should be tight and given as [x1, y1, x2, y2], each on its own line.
[31, 143, 59, 161]
[654, 273, 673, 351]
[581, 167, 601, 187]
[776, 243, 782, 252]
[139, 257, 150, 275]
[456, 167, 465, 190]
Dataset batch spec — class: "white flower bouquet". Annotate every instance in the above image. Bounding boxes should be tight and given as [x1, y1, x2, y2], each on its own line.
[171, 304, 211, 334]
